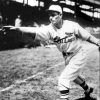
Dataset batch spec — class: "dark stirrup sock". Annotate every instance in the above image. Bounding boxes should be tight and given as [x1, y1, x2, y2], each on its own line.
[73, 76, 89, 91]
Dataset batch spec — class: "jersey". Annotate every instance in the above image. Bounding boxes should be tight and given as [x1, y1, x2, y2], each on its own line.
[35, 20, 97, 54]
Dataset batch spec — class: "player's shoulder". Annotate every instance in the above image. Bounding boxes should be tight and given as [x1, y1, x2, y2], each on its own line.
[40, 23, 51, 28]
[38, 23, 52, 33]
[64, 20, 78, 26]
[42, 23, 54, 31]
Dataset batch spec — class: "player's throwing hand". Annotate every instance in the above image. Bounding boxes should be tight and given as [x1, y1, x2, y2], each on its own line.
[97, 40, 100, 52]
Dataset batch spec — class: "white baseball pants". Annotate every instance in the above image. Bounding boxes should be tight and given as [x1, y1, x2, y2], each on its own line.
[58, 48, 86, 92]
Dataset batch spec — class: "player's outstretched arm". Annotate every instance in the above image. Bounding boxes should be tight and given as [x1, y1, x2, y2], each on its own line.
[87, 35, 100, 46]
[2, 26, 36, 39]
[87, 34, 100, 52]
[75, 23, 100, 51]
[97, 40, 100, 52]
[3, 25, 37, 33]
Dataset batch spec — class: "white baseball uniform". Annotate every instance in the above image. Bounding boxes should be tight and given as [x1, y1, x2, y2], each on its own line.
[34, 20, 98, 94]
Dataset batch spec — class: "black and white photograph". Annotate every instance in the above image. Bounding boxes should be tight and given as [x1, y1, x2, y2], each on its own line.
[0, 0, 100, 100]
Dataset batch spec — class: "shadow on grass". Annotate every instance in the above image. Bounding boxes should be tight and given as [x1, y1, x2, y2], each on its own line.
[75, 96, 97, 100]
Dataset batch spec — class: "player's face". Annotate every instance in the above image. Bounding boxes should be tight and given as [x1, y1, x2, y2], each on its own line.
[49, 11, 62, 28]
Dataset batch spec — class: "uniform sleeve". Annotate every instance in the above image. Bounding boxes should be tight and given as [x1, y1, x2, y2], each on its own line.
[74, 23, 90, 40]
[35, 26, 51, 41]
[74, 23, 99, 45]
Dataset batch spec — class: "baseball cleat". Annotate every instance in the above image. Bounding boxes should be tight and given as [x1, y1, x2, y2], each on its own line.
[84, 87, 93, 97]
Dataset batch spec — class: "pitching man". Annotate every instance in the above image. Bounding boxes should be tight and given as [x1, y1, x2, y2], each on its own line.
[3, 4, 100, 100]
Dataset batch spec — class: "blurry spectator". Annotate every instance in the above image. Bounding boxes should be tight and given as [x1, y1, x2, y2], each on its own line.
[5, 17, 9, 25]
[15, 15, 22, 27]
[0, 13, 3, 28]
[33, 22, 39, 27]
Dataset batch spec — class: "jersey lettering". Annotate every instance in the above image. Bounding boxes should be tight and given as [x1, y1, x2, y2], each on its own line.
[53, 33, 76, 44]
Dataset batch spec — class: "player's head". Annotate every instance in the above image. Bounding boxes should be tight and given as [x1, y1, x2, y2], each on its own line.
[47, 4, 63, 29]
[17, 15, 21, 18]
[48, 4, 63, 14]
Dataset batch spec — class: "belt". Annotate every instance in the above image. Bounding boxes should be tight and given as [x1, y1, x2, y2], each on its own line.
[62, 51, 73, 57]
[62, 46, 82, 57]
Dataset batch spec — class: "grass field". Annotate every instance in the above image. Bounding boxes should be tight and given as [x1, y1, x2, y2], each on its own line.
[0, 42, 99, 100]
[0, 31, 100, 100]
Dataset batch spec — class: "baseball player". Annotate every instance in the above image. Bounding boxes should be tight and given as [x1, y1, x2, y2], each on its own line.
[3, 4, 100, 100]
